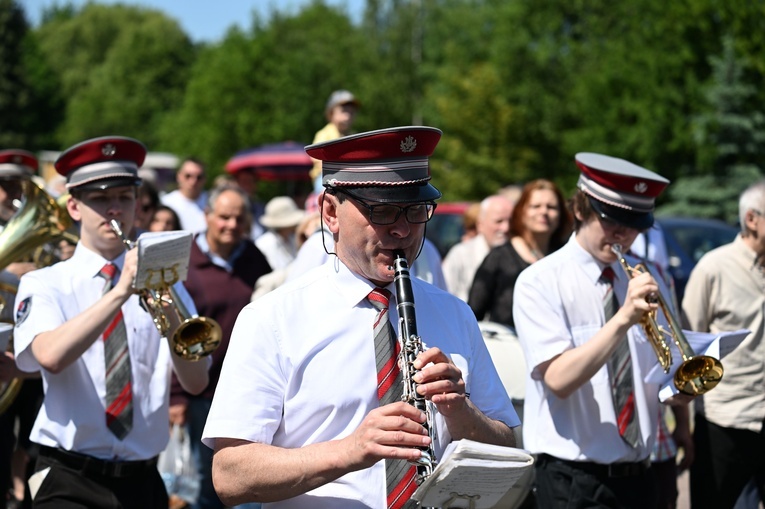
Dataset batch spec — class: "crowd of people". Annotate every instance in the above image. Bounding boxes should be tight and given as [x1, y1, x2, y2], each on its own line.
[0, 88, 762, 509]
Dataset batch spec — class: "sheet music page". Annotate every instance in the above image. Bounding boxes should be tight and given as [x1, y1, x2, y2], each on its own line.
[134, 231, 193, 290]
[412, 439, 534, 508]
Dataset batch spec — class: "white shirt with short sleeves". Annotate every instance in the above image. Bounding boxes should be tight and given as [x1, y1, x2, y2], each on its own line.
[513, 234, 663, 464]
[161, 189, 208, 233]
[13, 243, 188, 461]
[203, 258, 518, 509]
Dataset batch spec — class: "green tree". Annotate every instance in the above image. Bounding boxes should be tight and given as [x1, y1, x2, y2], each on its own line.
[34, 3, 195, 148]
[162, 2, 375, 179]
[660, 34, 765, 223]
[0, 0, 61, 149]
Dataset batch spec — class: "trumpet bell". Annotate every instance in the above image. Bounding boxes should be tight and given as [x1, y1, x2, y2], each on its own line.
[172, 316, 222, 362]
[674, 355, 724, 396]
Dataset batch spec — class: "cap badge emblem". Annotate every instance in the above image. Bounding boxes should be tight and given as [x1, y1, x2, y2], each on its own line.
[101, 143, 117, 157]
[400, 136, 417, 153]
[11, 156, 22, 164]
[634, 182, 648, 194]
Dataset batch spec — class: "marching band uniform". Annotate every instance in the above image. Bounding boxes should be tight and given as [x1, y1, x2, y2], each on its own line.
[514, 153, 675, 508]
[14, 136, 209, 508]
[203, 126, 518, 508]
[204, 259, 518, 508]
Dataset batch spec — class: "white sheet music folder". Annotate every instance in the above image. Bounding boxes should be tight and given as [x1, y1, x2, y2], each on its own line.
[411, 439, 534, 508]
[133, 230, 193, 290]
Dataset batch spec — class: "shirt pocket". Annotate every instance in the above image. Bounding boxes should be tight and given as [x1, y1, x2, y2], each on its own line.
[571, 324, 608, 385]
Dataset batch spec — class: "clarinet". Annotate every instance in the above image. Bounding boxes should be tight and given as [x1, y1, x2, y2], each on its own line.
[393, 250, 437, 485]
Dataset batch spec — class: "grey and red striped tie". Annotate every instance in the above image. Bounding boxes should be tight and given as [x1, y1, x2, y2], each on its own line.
[367, 288, 418, 509]
[99, 263, 133, 440]
[601, 267, 640, 448]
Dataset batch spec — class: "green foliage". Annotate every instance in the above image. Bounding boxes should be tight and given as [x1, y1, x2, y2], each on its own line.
[0, 0, 61, 148]
[663, 33, 765, 223]
[34, 3, 194, 148]
[161, 2, 375, 179]
[14, 0, 765, 213]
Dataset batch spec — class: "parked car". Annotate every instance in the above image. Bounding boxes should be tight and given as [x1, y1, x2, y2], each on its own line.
[426, 202, 471, 258]
[657, 217, 738, 302]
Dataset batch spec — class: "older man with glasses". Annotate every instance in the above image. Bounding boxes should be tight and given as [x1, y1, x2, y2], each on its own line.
[202, 126, 518, 508]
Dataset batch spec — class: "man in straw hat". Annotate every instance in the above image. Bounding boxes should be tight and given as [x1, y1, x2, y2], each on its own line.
[203, 126, 518, 508]
[13, 136, 209, 508]
[514, 153, 694, 508]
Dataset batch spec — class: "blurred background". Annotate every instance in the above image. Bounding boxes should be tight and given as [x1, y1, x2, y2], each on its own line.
[4, 0, 765, 221]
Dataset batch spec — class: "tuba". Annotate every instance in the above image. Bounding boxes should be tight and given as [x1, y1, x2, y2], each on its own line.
[611, 244, 724, 396]
[0, 282, 22, 414]
[0, 179, 79, 413]
[109, 220, 222, 362]
[393, 250, 437, 485]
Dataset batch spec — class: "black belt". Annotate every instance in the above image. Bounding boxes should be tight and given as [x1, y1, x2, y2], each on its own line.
[538, 453, 651, 479]
[39, 445, 158, 479]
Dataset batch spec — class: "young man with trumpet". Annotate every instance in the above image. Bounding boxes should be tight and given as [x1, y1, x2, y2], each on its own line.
[203, 126, 519, 508]
[514, 153, 694, 509]
[13, 136, 210, 508]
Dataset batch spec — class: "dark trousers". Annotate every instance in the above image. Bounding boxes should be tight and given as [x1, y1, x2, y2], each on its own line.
[187, 397, 223, 509]
[691, 414, 765, 509]
[0, 379, 43, 507]
[30, 452, 168, 509]
[534, 454, 657, 509]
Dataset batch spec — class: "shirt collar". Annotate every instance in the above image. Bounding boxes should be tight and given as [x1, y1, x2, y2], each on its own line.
[567, 233, 616, 284]
[71, 242, 126, 278]
[195, 232, 248, 272]
[732, 234, 762, 271]
[326, 257, 391, 310]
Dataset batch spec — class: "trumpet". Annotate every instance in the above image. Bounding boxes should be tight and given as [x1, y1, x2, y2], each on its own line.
[393, 250, 437, 485]
[611, 244, 723, 396]
[109, 220, 222, 361]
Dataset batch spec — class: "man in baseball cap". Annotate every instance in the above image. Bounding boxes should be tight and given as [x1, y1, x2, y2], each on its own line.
[15, 136, 209, 508]
[203, 126, 518, 508]
[308, 90, 362, 193]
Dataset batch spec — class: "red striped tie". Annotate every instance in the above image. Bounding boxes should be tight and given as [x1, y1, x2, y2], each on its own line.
[602, 267, 640, 448]
[99, 263, 133, 439]
[368, 288, 418, 509]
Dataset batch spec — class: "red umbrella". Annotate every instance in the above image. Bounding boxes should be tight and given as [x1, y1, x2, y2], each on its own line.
[225, 142, 312, 181]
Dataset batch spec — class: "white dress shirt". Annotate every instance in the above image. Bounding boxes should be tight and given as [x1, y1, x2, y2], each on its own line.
[514, 235, 664, 464]
[255, 230, 297, 270]
[14, 243, 190, 461]
[161, 189, 208, 233]
[442, 235, 491, 301]
[203, 258, 518, 509]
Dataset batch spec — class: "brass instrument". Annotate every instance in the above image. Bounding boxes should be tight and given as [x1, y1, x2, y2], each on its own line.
[0, 180, 77, 268]
[611, 244, 723, 396]
[109, 219, 222, 362]
[0, 180, 79, 413]
[0, 282, 22, 414]
[393, 250, 437, 485]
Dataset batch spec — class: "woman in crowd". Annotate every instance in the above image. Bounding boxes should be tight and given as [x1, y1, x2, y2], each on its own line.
[149, 205, 182, 232]
[468, 179, 572, 328]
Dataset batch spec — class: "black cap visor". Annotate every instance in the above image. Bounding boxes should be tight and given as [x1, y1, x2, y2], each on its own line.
[72, 176, 143, 192]
[328, 182, 441, 204]
[589, 196, 654, 230]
